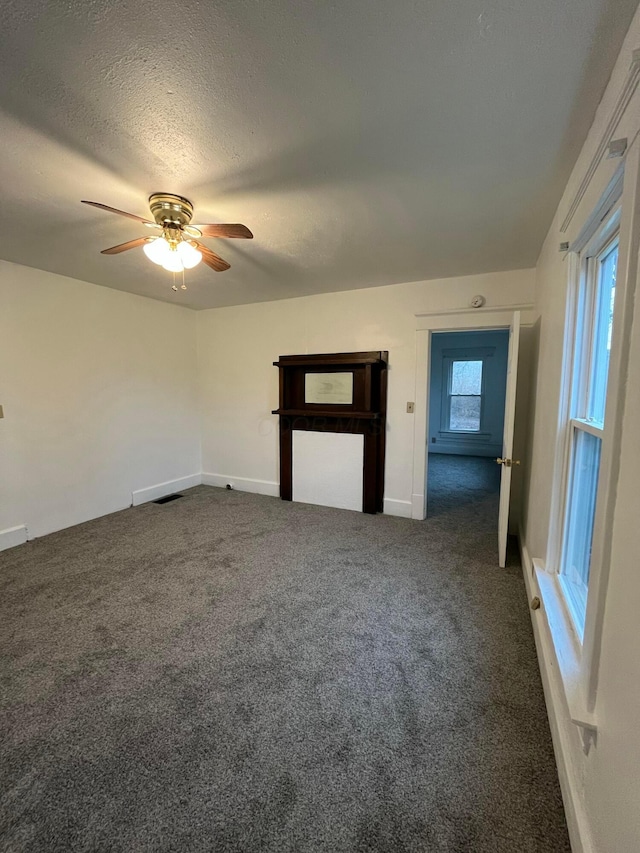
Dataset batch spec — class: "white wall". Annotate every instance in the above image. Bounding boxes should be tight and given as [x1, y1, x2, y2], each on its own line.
[196, 269, 534, 516]
[0, 261, 201, 542]
[522, 8, 640, 852]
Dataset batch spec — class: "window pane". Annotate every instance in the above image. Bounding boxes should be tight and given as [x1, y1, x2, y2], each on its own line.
[588, 243, 617, 423]
[451, 360, 482, 395]
[561, 429, 602, 636]
[450, 396, 481, 431]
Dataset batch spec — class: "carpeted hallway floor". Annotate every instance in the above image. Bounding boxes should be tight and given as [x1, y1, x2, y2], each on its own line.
[427, 453, 501, 518]
[1, 478, 570, 852]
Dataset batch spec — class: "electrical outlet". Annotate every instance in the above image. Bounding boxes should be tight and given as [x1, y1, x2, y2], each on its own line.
[406, 402, 415, 413]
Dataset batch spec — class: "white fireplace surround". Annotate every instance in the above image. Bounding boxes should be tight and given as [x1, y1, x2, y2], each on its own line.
[292, 431, 364, 512]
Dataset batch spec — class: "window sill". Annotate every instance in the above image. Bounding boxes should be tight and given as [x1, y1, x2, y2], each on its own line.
[437, 430, 491, 439]
[534, 559, 597, 732]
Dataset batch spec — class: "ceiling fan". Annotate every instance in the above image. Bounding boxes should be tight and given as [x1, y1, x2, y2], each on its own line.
[81, 193, 253, 276]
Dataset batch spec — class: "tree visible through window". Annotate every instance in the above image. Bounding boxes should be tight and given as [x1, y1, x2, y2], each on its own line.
[449, 360, 483, 431]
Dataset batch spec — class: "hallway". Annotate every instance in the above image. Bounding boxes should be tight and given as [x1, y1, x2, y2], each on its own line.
[427, 453, 501, 519]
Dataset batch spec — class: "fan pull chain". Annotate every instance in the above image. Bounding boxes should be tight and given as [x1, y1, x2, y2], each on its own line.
[170, 270, 187, 292]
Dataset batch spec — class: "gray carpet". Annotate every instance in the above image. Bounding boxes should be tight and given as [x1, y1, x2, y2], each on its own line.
[427, 453, 501, 518]
[1, 480, 569, 852]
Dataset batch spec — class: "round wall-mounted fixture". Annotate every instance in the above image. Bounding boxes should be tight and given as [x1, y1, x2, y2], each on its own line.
[470, 294, 486, 308]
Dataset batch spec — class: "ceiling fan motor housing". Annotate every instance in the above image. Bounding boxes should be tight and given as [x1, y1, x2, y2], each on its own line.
[149, 193, 194, 228]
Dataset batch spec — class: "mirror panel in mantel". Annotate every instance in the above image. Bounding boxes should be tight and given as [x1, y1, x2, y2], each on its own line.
[272, 352, 388, 513]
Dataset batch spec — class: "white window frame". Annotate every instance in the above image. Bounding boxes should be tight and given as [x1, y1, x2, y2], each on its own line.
[540, 153, 640, 732]
[437, 345, 496, 440]
[444, 355, 485, 433]
[557, 224, 619, 638]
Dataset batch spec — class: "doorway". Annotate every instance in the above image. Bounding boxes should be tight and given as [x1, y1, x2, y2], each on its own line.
[411, 309, 524, 565]
[426, 329, 509, 525]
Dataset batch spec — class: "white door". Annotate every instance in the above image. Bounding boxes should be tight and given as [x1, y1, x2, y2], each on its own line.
[497, 311, 521, 567]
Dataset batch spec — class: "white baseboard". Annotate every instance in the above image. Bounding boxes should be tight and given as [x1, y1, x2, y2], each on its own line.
[201, 472, 280, 497]
[429, 445, 502, 457]
[383, 498, 413, 518]
[0, 525, 28, 552]
[518, 533, 593, 853]
[411, 493, 426, 520]
[202, 473, 412, 516]
[131, 474, 202, 507]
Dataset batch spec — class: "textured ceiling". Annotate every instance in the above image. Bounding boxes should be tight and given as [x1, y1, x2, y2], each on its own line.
[0, 0, 637, 309]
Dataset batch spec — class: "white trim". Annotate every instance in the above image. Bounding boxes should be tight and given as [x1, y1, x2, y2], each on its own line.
[411, 328, 431, 520]
[547, 251, 581, 572]
[411, 493, 424, 518]
[560, 48, 640, 233]
[569, 167, 625, 254]
[534, 561, 597, 731]
[203, 475, 412, 514]
[583, 134, 640, 709]
[570, 418, 604, 440]
[383, 498, 412, 518]
[519, 536, 595, 853]
[546, 139, 640, 718]
[415, 302, 534, 318]
[441, 349, 488, 436]
[415, 306, 536, 331]
[0, 525, 28, 552]
[131, 473, 202, 506]
[201, 472, 280, 497]
[411, 306, 532, 522]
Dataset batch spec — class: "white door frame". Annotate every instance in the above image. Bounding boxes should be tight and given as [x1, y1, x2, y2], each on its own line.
[410, 305, 536, 521]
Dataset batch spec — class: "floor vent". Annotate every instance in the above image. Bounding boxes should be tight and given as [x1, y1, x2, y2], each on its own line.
[153, 494, 184, 505]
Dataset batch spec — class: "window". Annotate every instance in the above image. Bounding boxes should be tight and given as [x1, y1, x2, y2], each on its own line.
[559, 228, 618, 638]
[448, 359, 483, 431]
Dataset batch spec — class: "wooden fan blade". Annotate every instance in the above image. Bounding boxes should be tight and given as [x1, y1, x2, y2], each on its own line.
[196, 223, 253, 239]
[101, 237, 150, 255]
[82, 200, 155, 226]
[195, 243, 231, 271]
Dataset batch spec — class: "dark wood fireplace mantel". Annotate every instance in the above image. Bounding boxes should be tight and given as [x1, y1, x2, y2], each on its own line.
[272, 351, 388, 513]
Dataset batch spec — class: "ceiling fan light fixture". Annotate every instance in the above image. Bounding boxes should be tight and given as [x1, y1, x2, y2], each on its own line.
[85, 194, 248, 277]
[161, 250, 185, 273]
[177, 240, 202, 269]
[143, 237, 171, 265]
